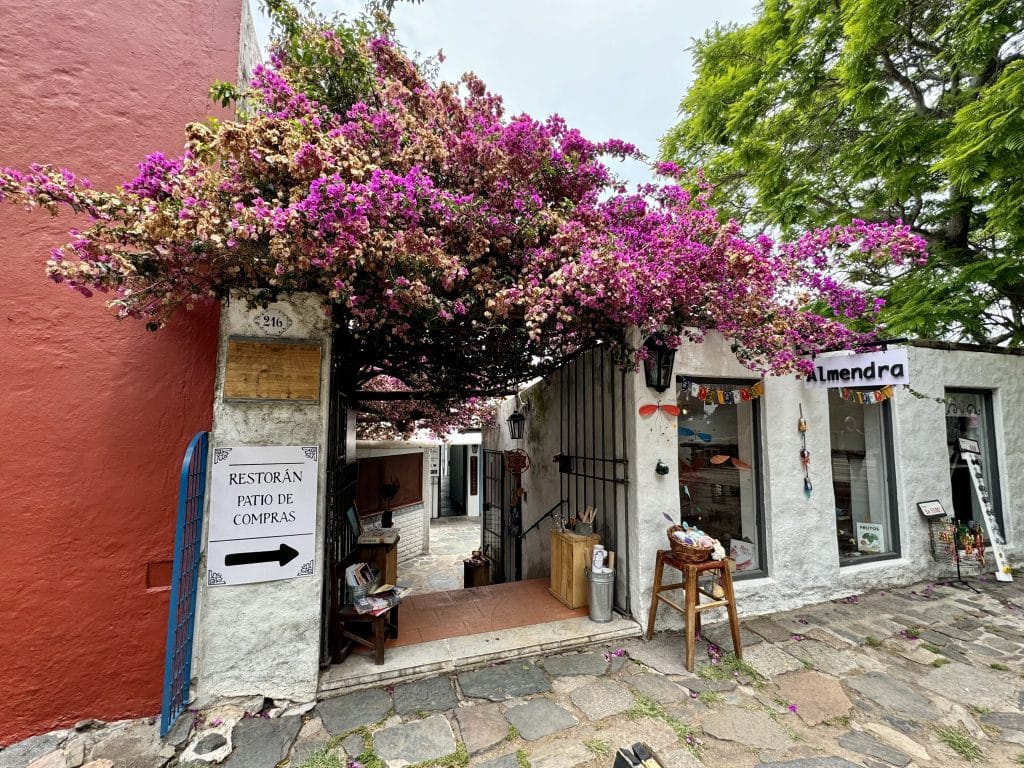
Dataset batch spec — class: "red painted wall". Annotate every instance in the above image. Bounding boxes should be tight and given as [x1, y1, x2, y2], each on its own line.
[0, 0, 242, 745]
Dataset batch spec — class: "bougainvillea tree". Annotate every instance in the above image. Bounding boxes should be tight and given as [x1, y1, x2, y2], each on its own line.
[0, 3, 927, 437]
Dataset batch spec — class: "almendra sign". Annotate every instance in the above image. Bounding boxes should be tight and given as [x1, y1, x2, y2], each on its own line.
[804, 348, 909, 389]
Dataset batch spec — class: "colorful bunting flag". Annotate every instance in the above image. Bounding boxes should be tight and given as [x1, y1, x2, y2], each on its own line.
[681, 380, 766, 403]
[838, 385, 894, 404]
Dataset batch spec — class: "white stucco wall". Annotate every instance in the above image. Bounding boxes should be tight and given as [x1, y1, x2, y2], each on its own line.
[647, 335, 1024, 627]
[488, 335, 1024, 631]
[194, 294, 330, 705]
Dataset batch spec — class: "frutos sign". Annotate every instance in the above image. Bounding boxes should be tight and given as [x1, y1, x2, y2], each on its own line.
[804, 348, 909, 389]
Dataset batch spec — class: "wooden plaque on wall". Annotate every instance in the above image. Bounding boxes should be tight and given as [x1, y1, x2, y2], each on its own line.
[224, 338, 322, 402]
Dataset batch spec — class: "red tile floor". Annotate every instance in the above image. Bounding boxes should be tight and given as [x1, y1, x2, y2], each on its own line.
[393, 578, 588, 647]
[342, 579, 588, 662]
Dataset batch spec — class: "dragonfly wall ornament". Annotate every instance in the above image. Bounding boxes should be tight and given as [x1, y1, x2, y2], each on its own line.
[638, 401, 680, 436]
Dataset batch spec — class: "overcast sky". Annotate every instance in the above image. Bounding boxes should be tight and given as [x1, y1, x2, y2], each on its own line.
[251, 0, 756, 187]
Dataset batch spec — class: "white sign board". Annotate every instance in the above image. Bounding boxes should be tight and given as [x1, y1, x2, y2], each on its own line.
[208, 445, 319, 586]
[804, 348, 909, 389]
[856, 522, 885, 554]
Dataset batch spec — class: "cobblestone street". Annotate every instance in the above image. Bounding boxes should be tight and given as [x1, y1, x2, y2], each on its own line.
[5, 576, 1024, 768]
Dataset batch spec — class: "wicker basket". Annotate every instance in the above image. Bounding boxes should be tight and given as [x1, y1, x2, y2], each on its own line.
[666, 526, 713, 563]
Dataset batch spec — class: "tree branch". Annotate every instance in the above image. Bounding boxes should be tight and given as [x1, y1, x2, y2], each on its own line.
[879, 50, 935, 116]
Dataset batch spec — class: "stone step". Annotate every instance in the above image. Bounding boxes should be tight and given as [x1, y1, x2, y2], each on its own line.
[318, 614, 641, 695]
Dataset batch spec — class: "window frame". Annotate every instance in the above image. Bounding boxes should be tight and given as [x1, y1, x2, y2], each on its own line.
[830, 393, 902, 567]
[676, 375, 768, 580]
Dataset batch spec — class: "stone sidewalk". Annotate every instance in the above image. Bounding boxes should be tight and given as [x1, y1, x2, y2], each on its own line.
[5, 577, 1024, 768]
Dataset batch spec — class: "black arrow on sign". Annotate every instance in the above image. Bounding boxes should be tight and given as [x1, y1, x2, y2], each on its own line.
[225, 543, 299, 567]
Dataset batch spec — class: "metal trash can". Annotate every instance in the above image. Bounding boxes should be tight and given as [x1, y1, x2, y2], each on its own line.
[586, 567, 614, 622]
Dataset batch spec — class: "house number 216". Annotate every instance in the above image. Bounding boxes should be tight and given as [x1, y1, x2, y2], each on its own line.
[251, 309, 293, 336]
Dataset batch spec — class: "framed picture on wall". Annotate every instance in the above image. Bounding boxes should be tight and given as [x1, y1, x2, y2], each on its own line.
[917, 499, 948, 518]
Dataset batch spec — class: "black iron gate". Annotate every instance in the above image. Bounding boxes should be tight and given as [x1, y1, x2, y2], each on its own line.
[482, 449, 517, 584]
[320, 325, 357, 665]
[558, 346, 631, 613]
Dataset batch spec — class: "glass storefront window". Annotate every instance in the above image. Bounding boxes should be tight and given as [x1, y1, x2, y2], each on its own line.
[945, 389, 1005, 540]
[828, 390, 899, 563]
[677, 377, 765, 576]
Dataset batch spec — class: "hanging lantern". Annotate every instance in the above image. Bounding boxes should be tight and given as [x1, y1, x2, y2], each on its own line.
[506, 409, 526, 440]
[642, 336, 676, 393]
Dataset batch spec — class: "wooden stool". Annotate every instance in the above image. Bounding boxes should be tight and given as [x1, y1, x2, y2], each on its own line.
[645, 550, 741, 672]
[336, 604, 398, 665]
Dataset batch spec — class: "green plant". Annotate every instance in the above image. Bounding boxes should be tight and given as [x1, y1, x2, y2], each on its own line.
[969, 705, 993, 716]
[698, 690, 724, 706]
[626, 694, 704, 756]
[516, 748, 530, 768]
[410, 742, 469, 768]
[903, 627, 921, 639]
[864, 636, 883, 648]
[825, 715, 851, 728]
[980, 722, 1002, 738]
[936, 726, 983, 762]
[1013, 751, 1024, 764]
[801, 659, 814, 670]
[696, 653, 765, 687]
[293, 749, 345, 768]
[931, 657, 950, 667]
[584, 739, 612, 758]
[921, 642, 943, 654]
[506, 725, 520, 742]
[990, 662, 1010, 671]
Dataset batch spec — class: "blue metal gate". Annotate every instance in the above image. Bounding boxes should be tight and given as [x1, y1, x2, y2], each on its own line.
[160, 431, 209, 736]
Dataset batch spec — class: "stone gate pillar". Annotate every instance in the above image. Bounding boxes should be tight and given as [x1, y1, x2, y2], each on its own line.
[193, 293, 331, 705]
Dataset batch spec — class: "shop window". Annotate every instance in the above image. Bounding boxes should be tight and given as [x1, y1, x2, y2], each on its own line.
[828, 391, 899, 563]
[677, 377, 765, 577]
[945, 389, 1005, 538]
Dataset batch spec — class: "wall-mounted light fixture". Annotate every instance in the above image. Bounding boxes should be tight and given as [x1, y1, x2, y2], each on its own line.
[506, 409, 526, 440]
[642, 336, 676, 393]
[655, 459, 670, 475]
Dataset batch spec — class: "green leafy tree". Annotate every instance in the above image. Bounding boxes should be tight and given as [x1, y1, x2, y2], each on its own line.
[663, 0, 1024, 344]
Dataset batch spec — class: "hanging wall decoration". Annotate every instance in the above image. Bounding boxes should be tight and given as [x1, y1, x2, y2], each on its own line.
[639, 402, 681, 436]
[678, 377, 765, 403]
[837, 385, 895, 404]
[798, 404, 812, 498]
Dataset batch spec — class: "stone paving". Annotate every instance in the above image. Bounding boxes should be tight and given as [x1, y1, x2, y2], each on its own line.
[400, 516, 482, 594]
[5, 577, 1024, 767]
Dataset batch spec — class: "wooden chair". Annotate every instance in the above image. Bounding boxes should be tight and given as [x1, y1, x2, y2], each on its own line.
[645, 550, 741, 672]
[328, 558, 398, 665]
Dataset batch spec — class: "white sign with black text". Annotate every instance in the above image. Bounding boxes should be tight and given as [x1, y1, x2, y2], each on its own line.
[804, 348, 909, 389]
[207, 445, 319, 586]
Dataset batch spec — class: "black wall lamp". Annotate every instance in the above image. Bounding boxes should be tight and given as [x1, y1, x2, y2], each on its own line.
[655, 459, 670, 475]
[506, 409, 526, 440]
[642, 336, 677, 393]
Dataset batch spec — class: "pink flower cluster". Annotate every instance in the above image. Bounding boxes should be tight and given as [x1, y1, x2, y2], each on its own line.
[0, 6, 928, 436]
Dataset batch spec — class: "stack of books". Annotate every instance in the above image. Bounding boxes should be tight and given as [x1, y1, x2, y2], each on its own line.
[344, 562, 376, 586]
[358, 526, 400, 545]
[353, 584, 411, 615]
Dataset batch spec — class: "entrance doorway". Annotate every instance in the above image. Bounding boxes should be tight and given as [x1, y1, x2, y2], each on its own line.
[945, 389, 1005, 537]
